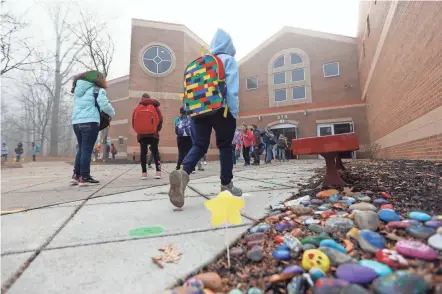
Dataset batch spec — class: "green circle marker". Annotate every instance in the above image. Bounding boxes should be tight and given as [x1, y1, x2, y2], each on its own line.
[129, 226, 164, 237]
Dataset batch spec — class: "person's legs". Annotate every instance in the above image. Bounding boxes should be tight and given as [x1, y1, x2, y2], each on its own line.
[147, 148, 153, 168]
[243, 146, 250, 165]
[176, 137, 191, 170]
[266, 144, 273, 163]
[72, 124, 82, 181]
[232, 144, 236, 165]
[78, 123, 99, 184]
[140, 139, 148, 174]
[148, 139, 161, 171]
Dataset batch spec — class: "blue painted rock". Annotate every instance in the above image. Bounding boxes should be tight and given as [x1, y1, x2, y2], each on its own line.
[247, 246, 263, 262]
[378, 209, 400, 223]
[373, 198, 389, 205]
[250, 224, 271, 233]
[319, 246, 357, 265]
[309, 267, 326, 282]
[406, 225, 436, 239]
[228, 290, 243, 294]
[358, 259, 392, 276]
[360, 229, 386, 250]
[408, 211, 431, 222]
[277, 244, 290, 251]
[287, 276, 307, 294]
[313, 278, 349, 294]
[327, 194, 340, 203]
[311, 199, 323, 205]
[342, 196, 356, 204]
[396, 240, 438, 260]
[317, 204, 332, 211]
[336, 263, 377, 284]
[319, 239, 347, 253]
[272, 249, 291, 260]
[283, 234, 303, 256]
[247, 287, 262, 294]
[275, 221, 295, 231]
[282, 265, 304, 275]
[372, 271, 430, 294]
[349, 202, 377, 211]
[355, 211, 380, 231]
[325, 217, 354, 232]
[425, 219, 442, 228]
[428, 234, 442, 250]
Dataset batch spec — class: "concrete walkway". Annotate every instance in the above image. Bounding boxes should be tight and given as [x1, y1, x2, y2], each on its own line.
[1, 160, 323, 293]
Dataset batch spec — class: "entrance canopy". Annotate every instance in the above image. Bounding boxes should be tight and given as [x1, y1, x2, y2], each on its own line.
[269, 123, 298, 130]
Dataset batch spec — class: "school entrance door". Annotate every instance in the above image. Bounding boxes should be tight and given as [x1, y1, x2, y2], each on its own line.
[269, 123, 298, 159]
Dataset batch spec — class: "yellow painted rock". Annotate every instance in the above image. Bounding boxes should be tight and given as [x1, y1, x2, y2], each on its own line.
[302, 249, 330, 272]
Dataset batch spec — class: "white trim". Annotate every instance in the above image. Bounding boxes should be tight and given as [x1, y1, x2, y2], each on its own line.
[316, 117, 353, 124]
[245, 77, 259, 90]
[111, 97, 129, 103]
[270, 123, 298, 130]
[238, 26, 356, 66]
[323, 62, 340, 77]
[291, 68, 305, 82]
[107, 75, 129, 85]
[131, 19, 209, 48]
[273, 55, 285, 69]
[274, 89, 287, 102]
[361, 0, 399, 100]
[273, 72, 286, 85]
[111, 119, 129, 126]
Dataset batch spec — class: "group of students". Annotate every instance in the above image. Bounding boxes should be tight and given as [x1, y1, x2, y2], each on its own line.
[1, 142, 40, 163]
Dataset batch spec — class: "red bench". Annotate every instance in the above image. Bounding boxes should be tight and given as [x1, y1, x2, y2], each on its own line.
[291, 133, 360, 186]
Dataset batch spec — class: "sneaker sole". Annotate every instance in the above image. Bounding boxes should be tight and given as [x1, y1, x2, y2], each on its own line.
[141, 177, 148, 180]
[168, 170, 185, 208]
[78, 183, 88, 187]
[154, 176, 162, 179]
[69, 179, 79, 185]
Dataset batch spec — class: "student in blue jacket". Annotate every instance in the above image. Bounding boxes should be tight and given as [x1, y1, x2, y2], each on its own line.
[70, 71, 115, 186]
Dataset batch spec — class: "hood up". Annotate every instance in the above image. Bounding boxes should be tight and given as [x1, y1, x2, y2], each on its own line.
[209, 29, 236, 57]
[139, 97, 160, 107]
[74, 80, 95, 97]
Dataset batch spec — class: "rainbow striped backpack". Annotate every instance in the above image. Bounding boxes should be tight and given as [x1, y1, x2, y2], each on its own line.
[181, 48, 228, 118]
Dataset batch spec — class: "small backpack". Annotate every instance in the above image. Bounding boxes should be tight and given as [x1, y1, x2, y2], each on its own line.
[35, 145, 40, 152]
[133, 104, 160, 135]
[93, 87, 111, 131]
[176, 116, 191, 137]
[180, 48, 228, 118]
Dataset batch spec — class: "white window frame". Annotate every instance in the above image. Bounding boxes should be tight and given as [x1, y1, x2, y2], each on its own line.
[292, 86, 306, 100]
[118, 136, 124, 145]
[273, 72, 286, 85]
[323, 62, 340, 77]
[291, 68, 305, 82]
[245, 77, 258, 90]
[274, 89, 287, 102]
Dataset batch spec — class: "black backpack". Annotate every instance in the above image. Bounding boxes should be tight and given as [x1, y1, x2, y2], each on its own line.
[93, 86, 111, 131]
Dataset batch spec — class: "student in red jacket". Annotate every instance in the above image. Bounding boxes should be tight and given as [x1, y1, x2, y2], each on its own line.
[132, 93, 163, 179]
[240, 123, 254, 166]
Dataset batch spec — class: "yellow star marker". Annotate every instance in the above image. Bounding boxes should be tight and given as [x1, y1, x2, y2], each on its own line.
[204, 191, 245, 226]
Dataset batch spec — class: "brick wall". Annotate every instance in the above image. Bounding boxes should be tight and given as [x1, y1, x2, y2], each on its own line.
[377, 135, 442, 161]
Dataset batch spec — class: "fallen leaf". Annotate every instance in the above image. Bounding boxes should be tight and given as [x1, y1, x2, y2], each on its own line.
[155, 244, 182, 263]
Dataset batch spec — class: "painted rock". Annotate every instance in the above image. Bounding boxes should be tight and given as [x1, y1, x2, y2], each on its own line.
[313, 278, 349, 294]
[290, 228, 303, 237]
[319, 239, 347, 253]
[428, 234, 442, 250]
[228, 290, 243, 294]
[408, 211, 431, 222]
[311, 199, 323, 205]
[309, 224, 327, 233]
[349, 202, 377, 211]
[360, 229, 386, 250]
[396, 240, 438, 260]
[319, 247, 357, 265]
[168, 286, 201, 294]
[287, 275, 307, 294]
[184, 278, 204, 290]
[247, 246, 263, 262]
[247, 287, 262, 294]
[247, 240, 262, 248]
[438, 227, 442, 234]
[406, 225, 436, 239]
[193, 272, 222, 291]
[301, 249, 331, 272]
[250, 224, 271, 233]
[309, 267, 326, 282]
[277, 244, 290, 251]
[282, 265, 304, 275]
[316, 189, 338, 199]
[325, 217, 354, 232]
[372, 271, 430, 294]
[303, 243, 316, 250]
[357, 195, 372, 202]
[378, 209, 400, 223]
[300, 200, 311, 206]
[272, 249, 291, 261]
[336, 263, 377, 284]
[318, 204, 332, 211]
[320, 210, 336, 219]
[373, 198, 389, 205]
[275, 220, 296, 231]
[245, 232, 265, 241]
[327, 194, 340, 203]
[342, 196, 356, 204]
[274, 235, 284, 244]
[340, 284, 370, 294]
[230, 247, 245, 257]
[402, 219, 420, 226]
[283, 234, 303, 256]
[381, 192, 392, 199]
[285, 195, 311, 207]
[386, 221, 412, 229]
[425, 219, 442, 228]
[355, 211, 380, 231]
[380, 204, 393, 210]
[303, 218, 320, 225]
[301, 236, 328, 246]
[291, 205, 314, 215]
[358, 259, 392, 276]
[375, 249, 408, 269]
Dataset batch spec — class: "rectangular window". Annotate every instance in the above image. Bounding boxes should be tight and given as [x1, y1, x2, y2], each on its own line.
[274, 89, 287, 102]
[273, 72, 286, 84]
[366, 15, 370, 36]
[323, 62, 340, 77]
[292, 86, 306, 99]
[119, 136, 124, 145]
[291, 68, 305, 82]
[246, 77, 258, 90]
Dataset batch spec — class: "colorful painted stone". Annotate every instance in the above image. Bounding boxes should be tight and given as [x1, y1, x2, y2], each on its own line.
[425, 219, 442, 228]
[318, 204, 332, 211]
[272, 249, 291, 260]
[386, 221, 412, 229]
[230, 247, 245, 257]
[408, 211, 431, 222]
[378, 209, 400, 223]
[228, 290, 243, 294]
[349, 202, 377, 211]
[247, 246, 263, 262]
[282, 265, 304, 275]
[301, 249, 331, 272]
[319, 239, 347, 253]
[355, 210, 380, 231]
[327, 194, 340, 203]
[380, 204, 393, 210]
[319, 247, 357, 266]
[287, 276, 307, 294]
[381, 192, 392, 199]
[313, 278, 349, 294]
[340, 284, 370, 294]
[309, 267, 326, 282]
[247, 287, 262, 294]
[300, 200, 311, 206]
[275, 220, 295, 231]
[301, 236, 328, 246]
[402, 219, 420, 225]
[316, 189, 339, 199]
[372, 271, 430, 294]
[360, 229, 386, 249]
[274, 235, 284, 244]
[285, 195, 311, 207]
[247, 240, 262, 248]
[342, 196, 356, 204]
[373, 198, 389, 205]
[357, 195, 372, 202]
[283, 234, 303, 256]
[184, 278, 204, 289]
[308, 224, 327, 233]
[375, 249, 408, 269]
[303, 218, 320, 225]
[303, 243, 316, 250]
[396, 240, 438, 260]
[428, 234, 442, 250]
[325, 217, 354, 232]
[406, 225, 436, 239]
[250, 224, 271, 233]
[290, 205, 314, 215]
[290, 228, 303, 237]
[311, 199, 323, 205]
[277, 244, 290, 251]
[433, 215, 442, 220]
[336, 263, 377, 284]
[358, 259, 392, 276]
[320, 210, 336, 219]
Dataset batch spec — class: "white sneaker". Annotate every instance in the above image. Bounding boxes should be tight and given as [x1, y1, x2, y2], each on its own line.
[141, 172, 148, 180]
[203, 161, 208, 165]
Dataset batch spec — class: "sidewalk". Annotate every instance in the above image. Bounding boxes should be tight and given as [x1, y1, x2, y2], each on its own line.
[1, 160, 323, 293]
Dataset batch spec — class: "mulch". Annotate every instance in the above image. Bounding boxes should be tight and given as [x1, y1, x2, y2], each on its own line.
[173, 159, 442, 293]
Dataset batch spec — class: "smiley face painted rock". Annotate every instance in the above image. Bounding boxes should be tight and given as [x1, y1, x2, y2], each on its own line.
[375, 249, 408, 269]
[302, 249, 331, 272]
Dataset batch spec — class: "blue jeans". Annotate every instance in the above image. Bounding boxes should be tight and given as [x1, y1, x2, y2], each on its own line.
[266, 144, 274, 162]
[73, 122, 99, 178]
[182, 108, 236, 185]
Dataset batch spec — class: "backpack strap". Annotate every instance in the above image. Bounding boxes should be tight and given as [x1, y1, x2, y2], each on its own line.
[93, 86, 101, 113]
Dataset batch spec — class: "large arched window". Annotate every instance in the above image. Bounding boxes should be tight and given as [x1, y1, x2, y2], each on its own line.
[268, 48, 312, 107]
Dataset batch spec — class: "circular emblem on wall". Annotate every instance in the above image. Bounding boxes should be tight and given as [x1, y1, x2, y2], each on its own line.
[141, 45, 173, 75]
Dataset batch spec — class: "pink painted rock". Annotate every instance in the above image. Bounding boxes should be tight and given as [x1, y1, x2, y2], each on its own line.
[396, 240, 438, 261]
[380, 204, 394, 210]
[386, 221, 413, 229]
[381, 192, 392, 199]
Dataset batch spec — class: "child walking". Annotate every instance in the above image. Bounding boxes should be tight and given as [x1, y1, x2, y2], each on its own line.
[132, 93, 163, 179]
[168, 29, 242, 208]
[277, 134, 287, 162]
